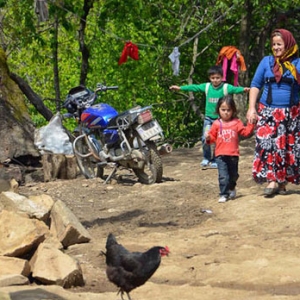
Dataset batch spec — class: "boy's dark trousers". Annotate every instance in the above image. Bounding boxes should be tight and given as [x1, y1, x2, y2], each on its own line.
[215, 155, 239, 197]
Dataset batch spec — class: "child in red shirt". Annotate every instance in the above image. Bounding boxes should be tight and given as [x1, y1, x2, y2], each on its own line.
[206, 95, 255, 203]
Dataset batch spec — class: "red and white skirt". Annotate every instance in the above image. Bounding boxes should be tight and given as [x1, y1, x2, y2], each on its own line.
[253, 102, 300, 184]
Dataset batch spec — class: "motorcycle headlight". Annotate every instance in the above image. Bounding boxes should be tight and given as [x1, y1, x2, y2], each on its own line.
[66, 103, 77, 114]
[63, 95, 77, 113]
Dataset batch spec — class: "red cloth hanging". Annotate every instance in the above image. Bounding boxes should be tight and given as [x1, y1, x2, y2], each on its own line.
[118, 41, 139, 65]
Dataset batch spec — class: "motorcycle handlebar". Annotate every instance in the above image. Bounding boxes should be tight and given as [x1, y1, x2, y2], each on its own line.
[107, 86, 119, 90]
[95, 84, 119, 93]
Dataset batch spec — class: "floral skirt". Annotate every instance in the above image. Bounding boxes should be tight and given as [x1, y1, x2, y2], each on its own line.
[253, 103, 300, 184]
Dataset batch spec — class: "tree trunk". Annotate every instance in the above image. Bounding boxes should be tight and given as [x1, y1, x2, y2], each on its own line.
[186, 36, 205, 121]
[239, 0, 252, 87]
[236, 0, 252, 119]
[79, 0, 94, 85]
[53, 15, 61, 112]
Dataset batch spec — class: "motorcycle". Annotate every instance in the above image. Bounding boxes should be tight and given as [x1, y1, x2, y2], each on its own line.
[63, 83, 172, 184]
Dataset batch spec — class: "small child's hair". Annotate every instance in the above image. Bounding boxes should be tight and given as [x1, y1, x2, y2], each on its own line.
[216, 95, 238, 118]
[208, 65, 223, 77]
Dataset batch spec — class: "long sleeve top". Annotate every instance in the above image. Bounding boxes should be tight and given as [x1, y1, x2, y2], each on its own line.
[250, 56, 300, 107]
[180, 83, 245, 119]
[206, 118, 255, 156]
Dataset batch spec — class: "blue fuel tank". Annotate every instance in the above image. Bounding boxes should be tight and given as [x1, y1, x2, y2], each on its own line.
[81, 103, 118, 129]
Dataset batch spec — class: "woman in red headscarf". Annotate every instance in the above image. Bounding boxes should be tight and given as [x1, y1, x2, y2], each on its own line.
[246, 29, 300, 196]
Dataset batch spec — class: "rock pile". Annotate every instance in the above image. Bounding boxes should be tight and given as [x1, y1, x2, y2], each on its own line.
[0, 188, 92, 289]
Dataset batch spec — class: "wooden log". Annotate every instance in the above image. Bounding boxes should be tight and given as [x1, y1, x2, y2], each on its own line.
[42, 154, 77, 182]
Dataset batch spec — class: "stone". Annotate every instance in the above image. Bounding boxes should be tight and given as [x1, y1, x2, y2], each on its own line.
[0, 256, 30, 277]
[29, 243, 84, 288]
[0, 286, 110, 300]
[50, 200, 91, 248]
[28, 194, 55, 223]
[42, 235, 64, 250]
[0, 275, 29, 287]
[0, 210, 49, 257]
[0, 192, 50, 221]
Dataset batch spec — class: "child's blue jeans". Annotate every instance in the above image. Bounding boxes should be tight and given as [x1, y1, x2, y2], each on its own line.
[215, 155, 239, 197]
[202, 117, 217, 162]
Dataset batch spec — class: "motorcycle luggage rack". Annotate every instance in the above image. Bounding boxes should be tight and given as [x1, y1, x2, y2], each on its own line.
[113, 106, 152, 130]
[116, 113, 137, 129]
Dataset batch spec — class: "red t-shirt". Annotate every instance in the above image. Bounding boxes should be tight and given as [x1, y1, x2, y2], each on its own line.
[207, 118, 255, 156]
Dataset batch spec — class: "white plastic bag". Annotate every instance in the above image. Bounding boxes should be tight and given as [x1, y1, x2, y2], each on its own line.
[34, 112, 74, 155]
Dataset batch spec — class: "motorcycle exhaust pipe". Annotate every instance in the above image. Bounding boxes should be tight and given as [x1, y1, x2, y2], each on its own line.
[158, 143, 173, 155]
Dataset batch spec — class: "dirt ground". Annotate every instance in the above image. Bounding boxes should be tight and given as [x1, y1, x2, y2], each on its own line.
[18, 137, 300, 300]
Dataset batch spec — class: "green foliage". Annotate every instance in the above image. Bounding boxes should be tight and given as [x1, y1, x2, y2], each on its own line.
[0, 0, 298, 145]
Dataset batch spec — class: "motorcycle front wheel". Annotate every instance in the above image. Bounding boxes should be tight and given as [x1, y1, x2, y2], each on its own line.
[133, 140, 163, 184]
[73, 134, 104, 179]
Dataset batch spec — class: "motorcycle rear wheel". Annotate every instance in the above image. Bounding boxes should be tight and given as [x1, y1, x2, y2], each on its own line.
[73, 134, 104, 179]
[133, 140, 163, 184]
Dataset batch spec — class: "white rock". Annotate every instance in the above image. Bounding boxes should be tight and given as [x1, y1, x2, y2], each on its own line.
[0, 192, 50, 220]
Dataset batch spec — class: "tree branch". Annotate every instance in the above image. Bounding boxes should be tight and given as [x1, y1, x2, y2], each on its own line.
[10, 72, 53, 121]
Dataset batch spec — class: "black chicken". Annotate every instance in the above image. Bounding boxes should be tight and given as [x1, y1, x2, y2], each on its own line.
[104, 233, 170, 300]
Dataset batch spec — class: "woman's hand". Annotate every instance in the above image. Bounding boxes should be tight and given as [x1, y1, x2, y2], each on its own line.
[247, 108, 258, 124]
[247, 87, 260, 124]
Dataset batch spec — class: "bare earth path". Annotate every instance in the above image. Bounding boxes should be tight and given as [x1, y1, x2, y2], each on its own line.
[15, 137, 300, 300]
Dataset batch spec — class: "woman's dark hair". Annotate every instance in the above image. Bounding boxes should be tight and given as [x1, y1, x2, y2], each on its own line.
[215, 95, 238, 118]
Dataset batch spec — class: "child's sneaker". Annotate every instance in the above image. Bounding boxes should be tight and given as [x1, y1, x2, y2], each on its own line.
[229, 189, 236, 199]
[200, 159, 209, 167]
[218, 196, 228, 203]
[210, 162, 218, 168]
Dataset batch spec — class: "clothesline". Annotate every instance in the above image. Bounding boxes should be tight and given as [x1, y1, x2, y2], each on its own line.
[45, 0, 235, 51]
[178, 5, 235, 48]
[39, 1, 236, 76]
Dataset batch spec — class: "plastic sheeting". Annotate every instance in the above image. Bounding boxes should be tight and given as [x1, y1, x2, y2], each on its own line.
[34, 113, 74, 155]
